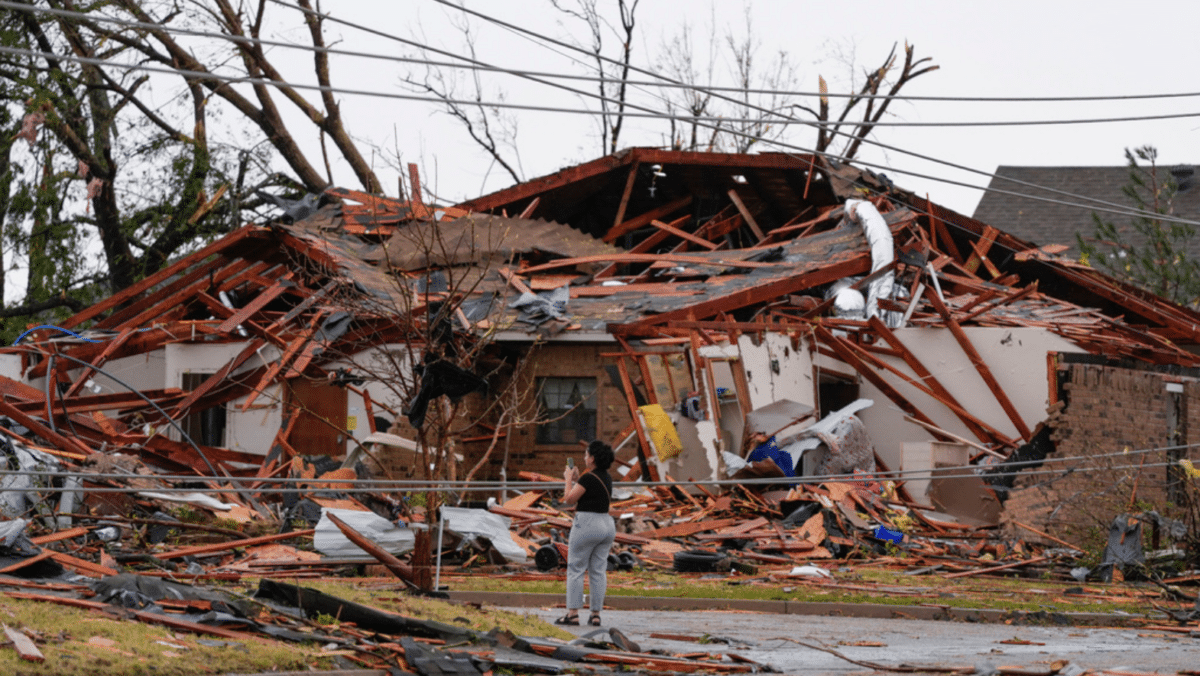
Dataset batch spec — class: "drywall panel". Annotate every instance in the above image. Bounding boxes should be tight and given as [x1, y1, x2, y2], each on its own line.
[657, 416, 722, 489]
[766, 332, 812, 406]
[737, 335, 774, 409]
[736, 332, 815, 411]
[858, 326, 1083, 470]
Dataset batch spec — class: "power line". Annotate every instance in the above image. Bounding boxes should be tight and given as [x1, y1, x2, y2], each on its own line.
[2, 438, 1193, 489]
[414, 1, 1200, 225]
[7, 39, 1197, 232]
[276, 0, 1200, 230]
[9, 0, 1200, 107]
[5, 6, 1199, 230]
[0, 0, 1184, 228]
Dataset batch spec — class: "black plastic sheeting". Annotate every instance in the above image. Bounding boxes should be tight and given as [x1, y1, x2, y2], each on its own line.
[982, 424, 1055, 499]
[93, 573, 250, 615]
[254, 579, 475, 641]
[403, 359, 488, 429]
[401, 636, 481, 676]
[254, 580, 606, 674]
[88, 574, 326, 643]
[405, 360, 489, 427]
[0, 520, 64, 578]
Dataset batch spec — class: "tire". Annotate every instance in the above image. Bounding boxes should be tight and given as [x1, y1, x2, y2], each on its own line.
[534, 544, 562, 572]
[673, 549, 726, 573]
[616, 551, 640, 570]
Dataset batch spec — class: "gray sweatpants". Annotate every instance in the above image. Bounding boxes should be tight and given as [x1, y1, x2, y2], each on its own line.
[566, 511, 616, 612]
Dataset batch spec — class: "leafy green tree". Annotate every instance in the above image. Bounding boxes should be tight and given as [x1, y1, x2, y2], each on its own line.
[1078, 145, 1200, 307]
[0, 1, 384, 344]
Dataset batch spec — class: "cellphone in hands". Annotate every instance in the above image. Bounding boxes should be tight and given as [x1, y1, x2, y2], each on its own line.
[566, 457, 575, 469]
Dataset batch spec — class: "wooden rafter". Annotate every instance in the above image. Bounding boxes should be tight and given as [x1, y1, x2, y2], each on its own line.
[926, 290, 1031, 440]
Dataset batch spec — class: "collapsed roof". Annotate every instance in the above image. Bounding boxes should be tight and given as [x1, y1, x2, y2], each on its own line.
[1, 150, 1199, 480]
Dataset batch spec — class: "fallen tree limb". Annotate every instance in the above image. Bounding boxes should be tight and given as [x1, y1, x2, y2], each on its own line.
[325, 512, 420, 590]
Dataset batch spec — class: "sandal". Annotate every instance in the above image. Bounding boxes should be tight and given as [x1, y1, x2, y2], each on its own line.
[588, 613, 602, 626]
[554, 613, 579, 626]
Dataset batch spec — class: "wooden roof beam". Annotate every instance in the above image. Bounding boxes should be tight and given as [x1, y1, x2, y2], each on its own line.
[927, 290, 1031, 440]
[60, 226, 263, 330]
[116, 259, 259, 331]
[811, 325, 944, 437]
[726, 189, 766, 242]
[866, 316, 1019, 448]
[603, 195, 694, 244]
[613, 253, 870, 333]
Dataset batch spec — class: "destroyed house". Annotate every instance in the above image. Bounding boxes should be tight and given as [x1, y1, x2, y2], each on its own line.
[3, 149, 1200, 546]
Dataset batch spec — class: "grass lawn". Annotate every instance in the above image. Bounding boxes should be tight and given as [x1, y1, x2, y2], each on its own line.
[0, 577, 571, 675]
[442, 566, 1170, 616]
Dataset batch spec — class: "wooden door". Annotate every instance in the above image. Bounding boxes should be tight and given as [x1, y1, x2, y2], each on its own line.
[285, 377, 348, 456]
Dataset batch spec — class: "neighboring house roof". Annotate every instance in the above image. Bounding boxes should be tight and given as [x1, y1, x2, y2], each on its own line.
[971, 165, 1200, 260]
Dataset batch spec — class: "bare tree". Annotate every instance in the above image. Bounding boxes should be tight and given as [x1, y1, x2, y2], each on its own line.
[804, 41, 939, 161]
[657, 17, 717, 151]
[398, 13, 524, 185]
[0, 0, 388, 341]
[550, 0, 639, 155]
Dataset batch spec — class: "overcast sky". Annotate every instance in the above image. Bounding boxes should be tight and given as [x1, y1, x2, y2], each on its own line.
[8, 1, 1200, 307]
[269, 0, 1200, 216]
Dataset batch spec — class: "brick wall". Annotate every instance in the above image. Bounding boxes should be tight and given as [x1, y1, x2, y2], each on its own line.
[369, 342, 634, 486]
[1001, 361, 1198, 548]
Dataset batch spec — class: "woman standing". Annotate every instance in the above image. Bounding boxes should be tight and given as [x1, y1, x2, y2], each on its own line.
[556, 439, 616, 626]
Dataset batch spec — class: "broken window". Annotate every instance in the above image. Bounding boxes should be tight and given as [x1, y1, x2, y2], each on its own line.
[536, 377, 597, 445]
[181, 372, 226, 448]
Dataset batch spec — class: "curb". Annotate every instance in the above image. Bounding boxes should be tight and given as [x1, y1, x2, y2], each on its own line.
[447, 591, 1142, 627]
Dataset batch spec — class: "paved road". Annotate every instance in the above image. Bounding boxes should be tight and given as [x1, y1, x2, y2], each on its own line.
[508, 605, 1199, 674]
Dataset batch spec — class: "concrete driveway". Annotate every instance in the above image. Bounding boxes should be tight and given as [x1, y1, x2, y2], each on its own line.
[508, 605, 1199, 674]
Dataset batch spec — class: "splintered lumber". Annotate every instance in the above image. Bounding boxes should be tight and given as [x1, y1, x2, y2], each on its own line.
[1011, 521, 1083, 552]
[2, 591, 267, 642]
[943, 556, 1050, 579]
[604, 194, 693, 243]
[650, 219, 719, 250]
[640, 518, 741, 539]
[324, 512, 418, 588]
[31, 528, 94, 546]
[155, 529, 315, 561]
[502, 491, 544, 511]
[3, 625, 44, 663]
[813, 325, 942, 433]
[868, 315, 998, 446]
[0, 551, 54, 575]
[48, 551, 118, 577]
[726, 189, 766, 242]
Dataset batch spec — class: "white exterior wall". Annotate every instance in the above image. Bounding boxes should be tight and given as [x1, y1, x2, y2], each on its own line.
[164, 342, 281, 456]
[855, 327, 1084, 470]
[63, 351, 167, 397]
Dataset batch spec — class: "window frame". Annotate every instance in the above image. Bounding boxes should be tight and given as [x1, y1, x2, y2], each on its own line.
[535, 376, 599, 446]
